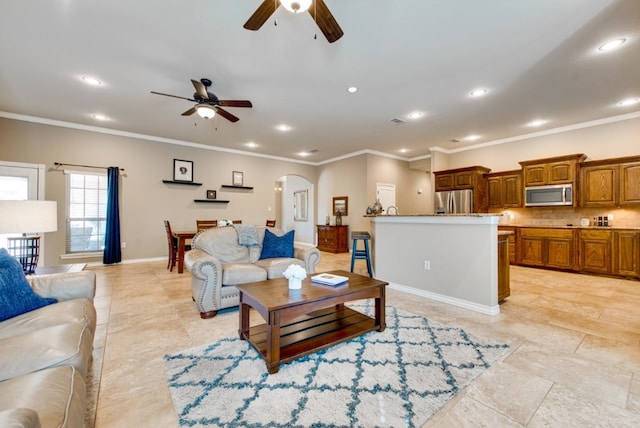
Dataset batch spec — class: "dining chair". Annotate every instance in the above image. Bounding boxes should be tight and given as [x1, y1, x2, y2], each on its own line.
[164, 220, 191, 272]
[266, 219, 276, 227]
[196, 219, 218, 232]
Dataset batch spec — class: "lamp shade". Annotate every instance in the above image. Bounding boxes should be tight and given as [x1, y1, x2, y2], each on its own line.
[196, 104, 216, 119]
[0, 200, 58, 234]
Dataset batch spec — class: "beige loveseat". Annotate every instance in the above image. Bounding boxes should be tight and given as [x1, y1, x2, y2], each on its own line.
[185, 226, 321, 318]
[0, 271, 96, 428]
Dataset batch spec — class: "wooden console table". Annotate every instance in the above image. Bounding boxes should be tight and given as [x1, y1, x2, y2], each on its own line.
[316, 225, 349, 253]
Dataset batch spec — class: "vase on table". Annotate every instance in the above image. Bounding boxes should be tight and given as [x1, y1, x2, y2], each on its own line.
[288, 278, 302, 290]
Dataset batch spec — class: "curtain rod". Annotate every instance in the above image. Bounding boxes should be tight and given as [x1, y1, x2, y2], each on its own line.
[54, 162, 125, 171]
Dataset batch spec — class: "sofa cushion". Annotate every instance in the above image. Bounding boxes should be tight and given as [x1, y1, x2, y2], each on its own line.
[259, 229, 295, 260]
[0, 321, 94, 381]
[221, 263, 268, 285]
[254, 258, 305, 280]
[0, 249, 57, 322]
[0, 408, 41, 428]
[195, 227, 250, 264]
[0, 298, 96, 340]
[0, 366, 86, 428]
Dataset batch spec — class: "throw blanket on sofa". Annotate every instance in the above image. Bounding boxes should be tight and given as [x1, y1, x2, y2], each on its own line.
[233, 224, 259, 247]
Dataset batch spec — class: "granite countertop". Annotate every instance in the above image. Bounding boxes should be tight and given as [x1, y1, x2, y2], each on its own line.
[499, 224, 640, 230]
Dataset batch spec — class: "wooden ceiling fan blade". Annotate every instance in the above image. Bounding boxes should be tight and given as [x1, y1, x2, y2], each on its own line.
[309, 0, 343, 43]
[191, 79, 209, 100]
[244, 0, 278, 30]
[150, 91, 194, 102]
[181, 107, 197, 116]
[218, 100, 253, 108]
[214, 107, 240, 122]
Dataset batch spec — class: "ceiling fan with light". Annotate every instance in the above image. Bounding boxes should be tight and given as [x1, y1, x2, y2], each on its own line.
[150, 78, 252, 122]
[244, 0, 343, 43]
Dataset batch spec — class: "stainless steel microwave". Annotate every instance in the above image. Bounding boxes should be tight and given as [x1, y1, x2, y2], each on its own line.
[525, 184, 573, 207]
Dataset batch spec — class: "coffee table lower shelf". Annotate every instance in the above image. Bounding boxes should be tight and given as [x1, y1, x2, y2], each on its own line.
[241, 305, 376, 368]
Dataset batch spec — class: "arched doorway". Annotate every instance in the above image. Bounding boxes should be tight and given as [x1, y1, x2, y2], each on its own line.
[275, 175, 314, 244]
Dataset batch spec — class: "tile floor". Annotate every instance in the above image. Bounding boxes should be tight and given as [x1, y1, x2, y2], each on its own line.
[90, 253, 640, 427]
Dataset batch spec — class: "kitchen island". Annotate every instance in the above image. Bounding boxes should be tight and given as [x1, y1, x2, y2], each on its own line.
[371, 214, 503, 315]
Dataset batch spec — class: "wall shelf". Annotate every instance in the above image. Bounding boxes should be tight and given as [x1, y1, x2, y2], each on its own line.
[163, 180, 202, 186]
[194, 199, 230, 203]
[221, 184, 253, 190]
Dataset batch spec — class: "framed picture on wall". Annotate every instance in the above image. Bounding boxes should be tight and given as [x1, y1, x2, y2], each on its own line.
[206, 190, 217, 199]
[232, 171, 244, 186]
[173, 159, 193, 182]
[333, 196, 348, 216]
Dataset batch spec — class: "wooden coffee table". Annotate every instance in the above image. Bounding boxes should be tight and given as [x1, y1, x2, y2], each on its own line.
[236, 270, 388, 374]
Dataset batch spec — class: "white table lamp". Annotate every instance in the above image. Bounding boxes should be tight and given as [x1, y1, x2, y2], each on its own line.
[0, 200, 58, 274]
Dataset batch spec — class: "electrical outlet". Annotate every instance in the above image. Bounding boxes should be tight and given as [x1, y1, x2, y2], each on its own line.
[424, 260, 431, 270]
[121, 242, 126, 248]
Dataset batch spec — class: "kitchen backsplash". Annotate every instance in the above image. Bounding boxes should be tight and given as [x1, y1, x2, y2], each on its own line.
[490, 207, 640, 228]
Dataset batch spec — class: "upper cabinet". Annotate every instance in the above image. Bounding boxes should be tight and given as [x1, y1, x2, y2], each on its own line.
[434, 166, 491, 212]
[579, 156, 640, 207]
[519, 154, 586, 187]
[487, 170, 522, 209]
[434, 166, 491, 191]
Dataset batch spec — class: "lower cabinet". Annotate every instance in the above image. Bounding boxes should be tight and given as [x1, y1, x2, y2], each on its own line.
[579, 229, 612, 275]
[497, 234, 510, 302]
[316, 225, 349, 253]
[498, 226, 517, 263]
[518, 228, 577, 271]
[515, 227, 639, 279]
[614, 230, 640, 277]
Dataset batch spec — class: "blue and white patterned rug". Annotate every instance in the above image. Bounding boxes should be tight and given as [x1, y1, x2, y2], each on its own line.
[163, 304, 509, 427]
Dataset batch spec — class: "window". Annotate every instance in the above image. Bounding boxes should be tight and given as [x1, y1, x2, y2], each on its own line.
[66, 171, 107, 253]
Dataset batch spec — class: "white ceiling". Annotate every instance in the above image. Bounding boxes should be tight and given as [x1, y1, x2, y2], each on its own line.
[1, 0, 639, 163]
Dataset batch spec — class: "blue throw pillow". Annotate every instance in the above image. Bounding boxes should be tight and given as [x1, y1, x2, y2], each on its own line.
[259, 229, 295, 260]
[0, 248, 57, 322]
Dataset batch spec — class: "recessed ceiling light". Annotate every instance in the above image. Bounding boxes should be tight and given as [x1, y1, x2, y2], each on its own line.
[245, 142, 259, 148]
[527, 119, 548, 127]
[276, 124, 291, 132]
[81, 76, 102, 86]
[617, 97, 640, 107]
[347, 86, 358, 93]
[598, 37, 627, 52]
[469, 88, 488, 97]
[297, 151, 311, 157]
[464, 134, 481, 141]
[399, 148, 409, 153]
[407, 111, 424, 120]
[91, 114, 109, 121]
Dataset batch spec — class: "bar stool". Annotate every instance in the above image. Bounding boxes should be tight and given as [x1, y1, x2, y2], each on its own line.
[350, 231, 373, 277]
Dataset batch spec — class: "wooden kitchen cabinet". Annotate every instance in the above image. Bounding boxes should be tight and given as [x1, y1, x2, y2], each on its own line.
[433, 166, 491, 212]
[578, 156, 640, 207]
[316, 225, 349, 253]
[614, 230, 640, 277]
[580, 162, 619, 207]
[497, 234, 510, 302]
[519, 153, 586, 187]
[518, 228, 577, 271]
[487, 170, 522, 208]
[579, 229, 613, 274]
[498, 226, 517, 263]
[620, 161, 640, 206]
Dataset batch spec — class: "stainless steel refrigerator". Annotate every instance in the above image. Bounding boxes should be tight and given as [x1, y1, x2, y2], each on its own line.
[434, 189, 474, 214]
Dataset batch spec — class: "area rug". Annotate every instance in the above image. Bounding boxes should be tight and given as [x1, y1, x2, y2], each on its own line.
[163, 304, 509, 427]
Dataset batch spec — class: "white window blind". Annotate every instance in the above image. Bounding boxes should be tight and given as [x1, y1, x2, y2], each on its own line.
[65, 170, 107, 253]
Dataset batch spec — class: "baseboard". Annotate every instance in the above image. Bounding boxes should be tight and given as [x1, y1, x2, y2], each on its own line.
[388, 282, 500, 316]
[86, 256, 165, 267]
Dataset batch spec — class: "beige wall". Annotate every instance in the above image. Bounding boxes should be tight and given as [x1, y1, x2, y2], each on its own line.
[0, 118, 316, 264]
[445, 117, 640, 172]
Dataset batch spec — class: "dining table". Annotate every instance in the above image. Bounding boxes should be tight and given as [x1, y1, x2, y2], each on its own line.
[172, 230, 196, 274]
